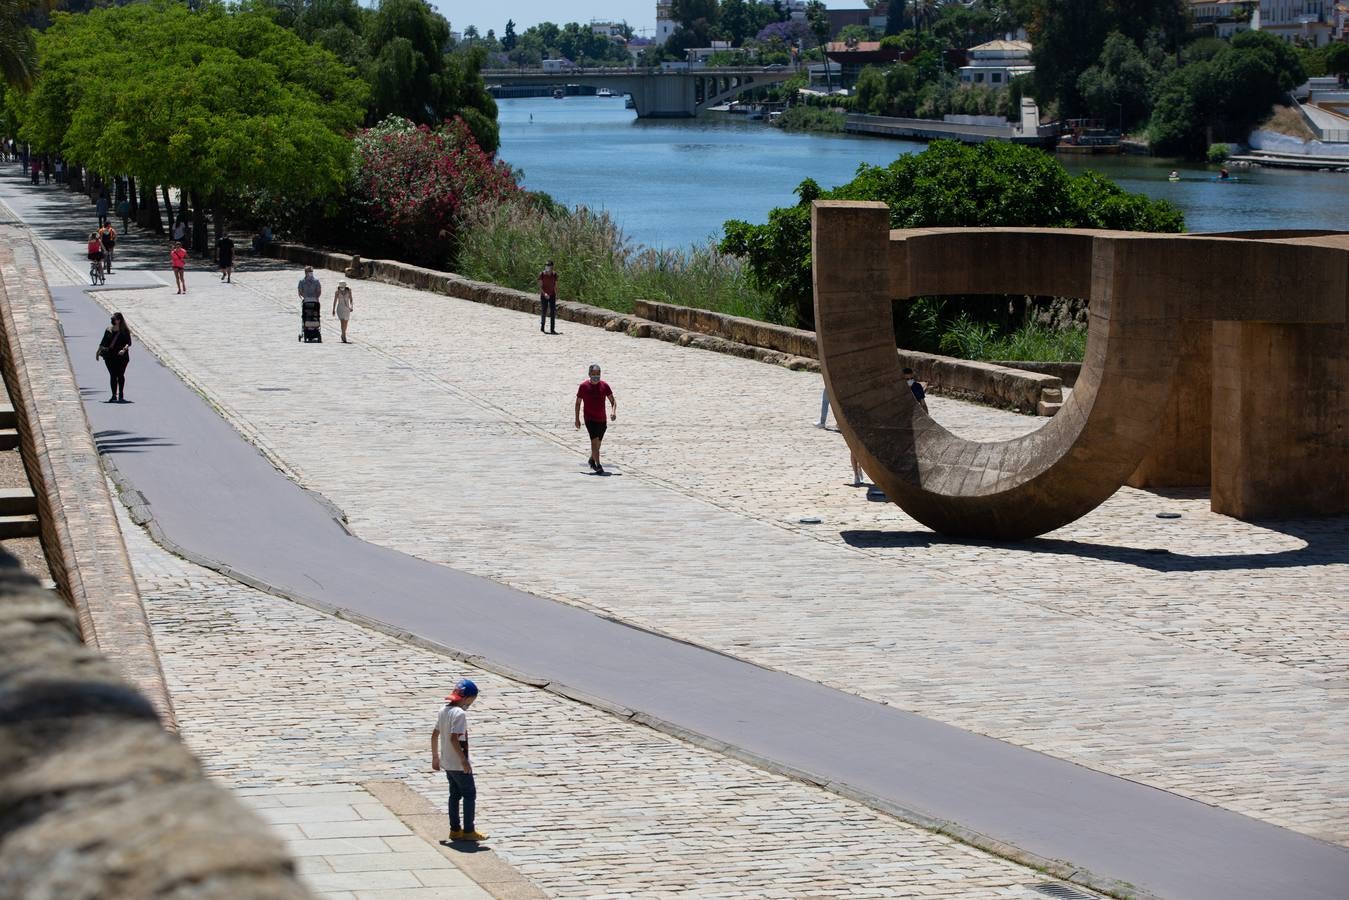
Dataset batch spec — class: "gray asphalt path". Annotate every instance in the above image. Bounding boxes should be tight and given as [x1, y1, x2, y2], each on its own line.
[8, 171, 1348, 899]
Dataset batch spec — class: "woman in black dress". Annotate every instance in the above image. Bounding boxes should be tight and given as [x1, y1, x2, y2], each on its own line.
[96, 312, 131, 403]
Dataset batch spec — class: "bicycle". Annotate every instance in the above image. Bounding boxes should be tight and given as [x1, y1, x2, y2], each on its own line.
[89, 256, 105, 286]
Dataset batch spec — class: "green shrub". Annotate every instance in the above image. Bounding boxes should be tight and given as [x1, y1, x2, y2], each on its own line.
[774, 105, 846, 133]
[1207, 142, 1231, 163]
[456, 199, 790, 323]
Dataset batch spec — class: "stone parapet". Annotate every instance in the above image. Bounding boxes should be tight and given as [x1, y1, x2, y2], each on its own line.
[264, 241, 1061, 412]
[0, 572, 309, 900]
[0, 226, 175, 727]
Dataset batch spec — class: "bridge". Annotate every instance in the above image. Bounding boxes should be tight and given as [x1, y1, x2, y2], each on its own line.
[482, 66, 795, 118]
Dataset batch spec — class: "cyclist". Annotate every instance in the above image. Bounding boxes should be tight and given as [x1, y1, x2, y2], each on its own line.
[86, 232, 105, 285]
[99, 222, 117, 273]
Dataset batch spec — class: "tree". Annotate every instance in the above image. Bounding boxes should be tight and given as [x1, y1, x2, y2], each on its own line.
[502, 18, 516, 51]
[721, 140, 1182, 325]
[806, 0, 831, 91]
[1, 0, 51, 88]
[1326, 43, 1349, 82]
[720, 0, 754, 46]
[1076, 31, 1154, 132]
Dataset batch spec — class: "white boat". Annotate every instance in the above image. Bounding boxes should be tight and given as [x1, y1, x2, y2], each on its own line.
[596, 88, 614, 98]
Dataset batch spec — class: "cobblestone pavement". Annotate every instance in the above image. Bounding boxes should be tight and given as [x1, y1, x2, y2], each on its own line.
[242, 785, 489, 899]
[83, 262, 1349, 848]
[123, 498, 1063, 898]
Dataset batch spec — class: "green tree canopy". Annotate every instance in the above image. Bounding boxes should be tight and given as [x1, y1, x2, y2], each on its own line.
[18, 1, 365, 200]
[721, 140, 1183, 324]
[1076, 31, 1155, 131]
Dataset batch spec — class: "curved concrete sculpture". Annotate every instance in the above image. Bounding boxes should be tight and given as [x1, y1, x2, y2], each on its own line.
[812, 201, 1349, 540]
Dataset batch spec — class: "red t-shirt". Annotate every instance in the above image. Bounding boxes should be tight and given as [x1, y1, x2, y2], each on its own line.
[171, 246, 187, 268]
[577, 379, 612, 422]
[539, 270, 558, 297]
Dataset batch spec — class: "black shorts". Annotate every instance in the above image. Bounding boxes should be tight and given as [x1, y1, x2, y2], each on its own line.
[585, 419, 607, 440]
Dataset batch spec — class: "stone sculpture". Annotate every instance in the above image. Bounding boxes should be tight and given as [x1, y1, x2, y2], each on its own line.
[812, 201, 1348, 540]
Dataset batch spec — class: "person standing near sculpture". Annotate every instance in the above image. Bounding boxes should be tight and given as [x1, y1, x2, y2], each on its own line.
[575, 363, 617, 474]
[903, 367, 928, 412]
[538, 260, 559, 334]
[430, 678, 487, 843]
[96, 312, 131, 403]
[332, 281, 354, 342]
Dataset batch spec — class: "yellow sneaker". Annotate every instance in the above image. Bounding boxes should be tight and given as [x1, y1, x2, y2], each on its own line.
[459, 830, 488, 842]
[448, 830, 464, 841]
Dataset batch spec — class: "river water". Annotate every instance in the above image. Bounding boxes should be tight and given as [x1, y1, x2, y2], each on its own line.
[497, 96, 1349, 249]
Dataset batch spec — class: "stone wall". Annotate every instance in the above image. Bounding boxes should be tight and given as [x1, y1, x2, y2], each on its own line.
[0, 227, 175, 725]
[264, 242, 1063, 414]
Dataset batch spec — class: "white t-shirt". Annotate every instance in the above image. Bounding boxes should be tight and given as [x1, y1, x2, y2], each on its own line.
[436, 704, 469, 772]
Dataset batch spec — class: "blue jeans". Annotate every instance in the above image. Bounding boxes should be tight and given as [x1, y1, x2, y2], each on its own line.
[818, 388, 830, 426]
[446, 771, 476, 832]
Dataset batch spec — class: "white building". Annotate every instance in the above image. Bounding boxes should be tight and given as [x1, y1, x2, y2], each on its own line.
[1189, 0, 1255, 38]
[656, 0, 676, 45]
[1254, 0, 1337, 46]
[591, 20, 628, 41]
[958, 39, 1034, 88]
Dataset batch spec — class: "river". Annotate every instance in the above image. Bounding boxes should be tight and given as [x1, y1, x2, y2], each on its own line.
[497, 96, 1349, 249]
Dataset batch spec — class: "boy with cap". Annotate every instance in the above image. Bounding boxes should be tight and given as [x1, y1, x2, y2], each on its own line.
[431, 678, 487, 842]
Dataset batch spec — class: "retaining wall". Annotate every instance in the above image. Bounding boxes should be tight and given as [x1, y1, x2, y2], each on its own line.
[265, 242, 1064, 413]
[0, 225, 176, 726]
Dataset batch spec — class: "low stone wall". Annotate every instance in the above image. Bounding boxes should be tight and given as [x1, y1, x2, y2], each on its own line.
[988, 359, 1081, 388]
[264, 242, 1061, 412]
[0, 573, 310, 900]
[633, 299, 818, 359]
[0, 226, 176, 726]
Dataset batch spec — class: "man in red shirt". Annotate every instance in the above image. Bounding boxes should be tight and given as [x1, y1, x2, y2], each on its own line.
[574, 363, 617, 473]
[538, 261, 559, 334]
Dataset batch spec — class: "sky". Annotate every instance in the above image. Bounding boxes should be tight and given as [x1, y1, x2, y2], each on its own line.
[432, 1, 867, 40]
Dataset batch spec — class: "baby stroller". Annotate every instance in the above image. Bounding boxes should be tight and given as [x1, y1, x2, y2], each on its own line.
[299, 299, 322, 342]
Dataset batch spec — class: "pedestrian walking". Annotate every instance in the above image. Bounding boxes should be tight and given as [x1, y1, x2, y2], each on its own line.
[29, 159, 40, 185]
[96, 312, 131, 403]
[115, 196, 130, 232]
[172, 217, 187, 246]
[538, 260, 559, 334]
[298, 265, 322, 303]
[816, 386, 831, 428]
[99, 222, 117, 273]
[430, 678, 487, 843]
[217, 234, 234, 283]
[54, 159, 64, 183]
[171, 242, 187, 294]
[574, 363, 617, 474]
[332, 281, 354, 342]
[42, 157, 52, 184]
[903, 367, 928, 412]
[95, 189, 110, 226]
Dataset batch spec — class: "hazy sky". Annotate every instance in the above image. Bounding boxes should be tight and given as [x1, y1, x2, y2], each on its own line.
[432, 1, 865, 39]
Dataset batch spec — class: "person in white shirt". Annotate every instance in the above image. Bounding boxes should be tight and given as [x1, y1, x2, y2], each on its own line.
[431, 678, 487, 842]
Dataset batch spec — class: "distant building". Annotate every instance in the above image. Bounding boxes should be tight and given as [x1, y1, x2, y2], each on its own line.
[591, 20, 629, 41]
[1189, 0, 1255, 39]
[1254, 0, 1337, 46]
[958, 39, 1034, 87]
[542, 58, 575, 73]
[826, 7, 888, 39]
[656, 0, 676, 45]
[825, 40, 902, 85]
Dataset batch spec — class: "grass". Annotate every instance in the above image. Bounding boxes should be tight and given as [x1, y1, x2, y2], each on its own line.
[939, 315, 1087, 363]
[1258, 104, 1317, 141]
[455, 199, 791, 323]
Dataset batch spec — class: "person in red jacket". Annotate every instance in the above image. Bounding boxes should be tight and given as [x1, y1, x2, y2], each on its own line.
[171, 242, 188, 294]
[538, 260, 559, 334]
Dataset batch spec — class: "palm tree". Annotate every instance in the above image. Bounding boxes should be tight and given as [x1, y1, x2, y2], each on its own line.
[0, 0, 49, 89]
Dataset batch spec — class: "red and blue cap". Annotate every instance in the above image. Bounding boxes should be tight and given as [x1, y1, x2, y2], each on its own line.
[447, 678, 479, 701]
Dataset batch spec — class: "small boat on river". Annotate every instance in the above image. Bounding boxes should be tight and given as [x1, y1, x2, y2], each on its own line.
[597, 87, 614, 98]
[553, 87, 564, 99]
[1056, 119, 1121, 154]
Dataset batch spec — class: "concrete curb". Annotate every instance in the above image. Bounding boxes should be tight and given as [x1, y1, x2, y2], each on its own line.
[362, 780, 548, 900]
[0, 226, 177, 729]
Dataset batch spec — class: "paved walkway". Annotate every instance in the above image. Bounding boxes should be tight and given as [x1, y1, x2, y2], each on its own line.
[244, 785, 490, 899]
[4, 168, 1347, 897]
